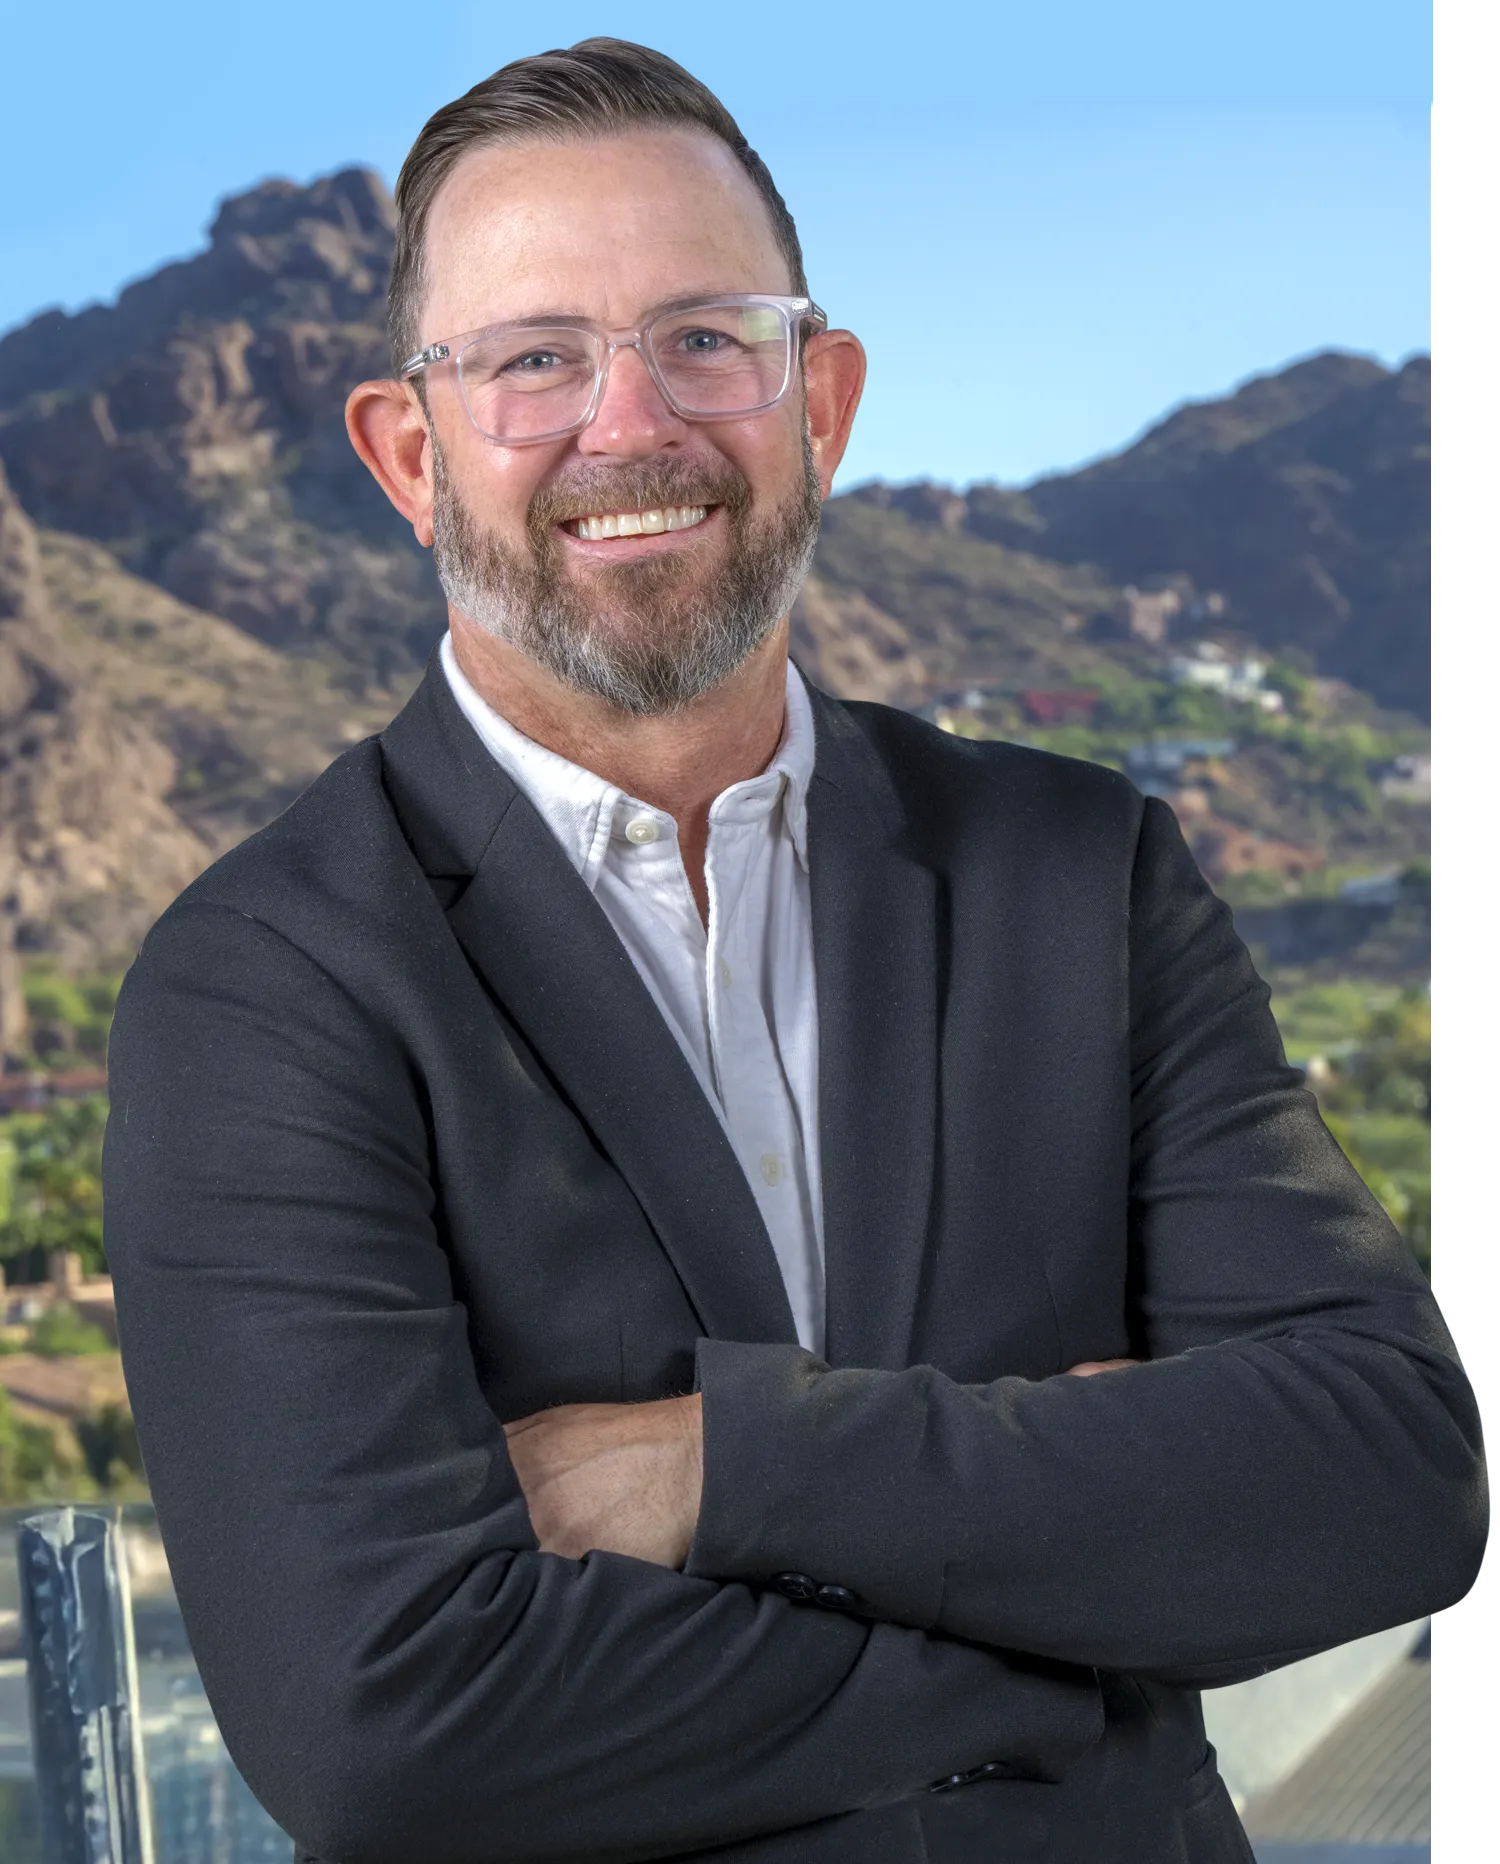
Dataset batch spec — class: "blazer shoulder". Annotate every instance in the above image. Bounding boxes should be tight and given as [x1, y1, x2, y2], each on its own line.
[143, 737, 423, 955]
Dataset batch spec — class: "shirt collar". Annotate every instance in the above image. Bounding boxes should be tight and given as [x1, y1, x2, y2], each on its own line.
[438, 633, 816, 888]
[765, 659, 813, 869]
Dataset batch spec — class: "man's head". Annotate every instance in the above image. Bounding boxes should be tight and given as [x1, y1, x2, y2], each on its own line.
[347, 39, 864, 716]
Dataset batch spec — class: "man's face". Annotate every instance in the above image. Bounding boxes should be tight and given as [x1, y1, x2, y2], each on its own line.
[415, 129, 825, 714]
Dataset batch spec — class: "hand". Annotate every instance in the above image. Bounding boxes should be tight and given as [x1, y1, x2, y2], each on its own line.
[1065, 1358, 1138, 1376]
[502, 1394, 704, 1568]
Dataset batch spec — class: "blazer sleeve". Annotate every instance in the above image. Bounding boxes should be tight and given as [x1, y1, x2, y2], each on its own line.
[102, 901, 1103, 1864]
[685, 797, 1487, 1682]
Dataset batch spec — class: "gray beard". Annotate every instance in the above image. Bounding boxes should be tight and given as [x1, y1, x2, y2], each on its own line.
[430, 435, 823, 716]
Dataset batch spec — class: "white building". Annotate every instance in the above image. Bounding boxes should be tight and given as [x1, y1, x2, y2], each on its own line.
[1167, 642, 1284, 711]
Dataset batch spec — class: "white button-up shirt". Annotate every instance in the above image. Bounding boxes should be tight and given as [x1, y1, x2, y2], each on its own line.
[440, 634, 826, 1353]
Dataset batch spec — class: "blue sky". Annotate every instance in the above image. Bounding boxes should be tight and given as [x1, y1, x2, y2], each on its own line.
[1, 1, 1430, 488]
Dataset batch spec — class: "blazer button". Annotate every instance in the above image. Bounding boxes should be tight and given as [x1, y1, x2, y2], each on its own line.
[772, 1572, 819, 1600]
[815, 1584, 859, 1612]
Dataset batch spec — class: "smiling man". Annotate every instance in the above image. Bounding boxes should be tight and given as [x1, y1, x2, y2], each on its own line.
[103, 38, 1484, 1864]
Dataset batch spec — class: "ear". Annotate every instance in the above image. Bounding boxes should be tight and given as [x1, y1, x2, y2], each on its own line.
[345, 379, 436, 546]
[802, 329, 867, 496]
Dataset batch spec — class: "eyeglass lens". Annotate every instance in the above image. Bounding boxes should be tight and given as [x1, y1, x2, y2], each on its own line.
[456, 301, 796, 443]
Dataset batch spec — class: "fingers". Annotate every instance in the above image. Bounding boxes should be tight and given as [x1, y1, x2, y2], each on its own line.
[1064, 1358, 1139, 1377]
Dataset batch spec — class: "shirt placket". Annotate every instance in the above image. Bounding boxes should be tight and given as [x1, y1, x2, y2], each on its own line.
[704, 797, 821, 1348]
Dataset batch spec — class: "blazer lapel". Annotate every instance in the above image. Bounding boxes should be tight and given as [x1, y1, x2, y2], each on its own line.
[381, 658, 798, 1348]
[805, 685, 940, 1372]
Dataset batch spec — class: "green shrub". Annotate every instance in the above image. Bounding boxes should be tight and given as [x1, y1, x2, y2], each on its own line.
[0, 1386, 75, 1502]
[26, 1302, 114, 1358]
[74, 1402, 144, 1489]
[0, 1096, 108, 1279]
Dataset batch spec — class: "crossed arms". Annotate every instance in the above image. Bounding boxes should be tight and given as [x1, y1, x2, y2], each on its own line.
[101, 800, 1485, 1864]
[501, 1359, 1134, 1569]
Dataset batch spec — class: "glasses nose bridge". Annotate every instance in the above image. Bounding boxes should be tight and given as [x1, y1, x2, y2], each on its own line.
[592, 327, 675, 420]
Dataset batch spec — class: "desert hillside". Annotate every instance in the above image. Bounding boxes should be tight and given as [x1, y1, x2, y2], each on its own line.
[0, 166, 1429, 1046]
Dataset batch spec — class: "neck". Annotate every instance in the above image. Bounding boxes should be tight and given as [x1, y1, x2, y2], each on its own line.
[448, 611, 792, 922]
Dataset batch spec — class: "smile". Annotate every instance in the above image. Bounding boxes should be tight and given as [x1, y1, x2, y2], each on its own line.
[566, 504, 711, 541]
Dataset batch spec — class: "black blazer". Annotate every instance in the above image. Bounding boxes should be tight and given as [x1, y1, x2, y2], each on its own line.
[103, 657, 1485, 1864]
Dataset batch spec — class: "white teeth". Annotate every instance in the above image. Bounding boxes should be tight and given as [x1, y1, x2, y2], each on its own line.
[573, 504, 708, 539]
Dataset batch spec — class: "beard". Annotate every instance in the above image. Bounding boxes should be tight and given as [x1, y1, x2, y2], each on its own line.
[430, 431, 823, 716]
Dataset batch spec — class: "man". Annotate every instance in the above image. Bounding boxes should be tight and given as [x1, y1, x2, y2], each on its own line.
[104, 38, 1484, 1864]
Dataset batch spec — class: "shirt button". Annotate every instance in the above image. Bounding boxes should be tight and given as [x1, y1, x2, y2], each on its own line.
[624, 815, 660, 845]
[719, 957, 733, 988]
[759, 1153, 783, 1187]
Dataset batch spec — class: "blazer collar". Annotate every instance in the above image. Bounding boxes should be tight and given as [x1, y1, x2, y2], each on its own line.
[379, 652, 799, 1348]
[802, 686, 940, 1371]
[378, 655, 940, 1369]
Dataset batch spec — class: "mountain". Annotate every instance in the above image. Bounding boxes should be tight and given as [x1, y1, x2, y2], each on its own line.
[0, 168, 437, 692]
[0, 462, 208, 1038]
[0, 167, 1430, 1029]
[866, 351, 1431, 718]
[0, 169, 1430, 716]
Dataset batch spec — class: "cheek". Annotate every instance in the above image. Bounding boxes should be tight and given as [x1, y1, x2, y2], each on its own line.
[447, 434, 560, 535]
[713, 415, 806, 510]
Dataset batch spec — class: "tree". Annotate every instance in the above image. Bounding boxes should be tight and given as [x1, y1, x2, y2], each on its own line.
[1322, 989, 1430, 1120]
[0, 1095, 108, 1280]
[74, 1401, 144, 1489]
[20, 966, 119, 1064]
[0, 1385, 75, 1501]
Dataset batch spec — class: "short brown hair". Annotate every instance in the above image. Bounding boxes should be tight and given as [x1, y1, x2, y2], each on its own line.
[388, 38, 808, 372]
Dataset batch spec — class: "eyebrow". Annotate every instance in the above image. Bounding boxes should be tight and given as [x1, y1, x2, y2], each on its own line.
[461, 291, 777, 333]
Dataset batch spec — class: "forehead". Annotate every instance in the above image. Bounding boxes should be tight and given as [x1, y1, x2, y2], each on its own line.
[420, 127, 794, 338]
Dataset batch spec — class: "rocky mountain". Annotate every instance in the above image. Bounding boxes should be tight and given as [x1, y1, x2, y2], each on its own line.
[0, 165, 1430, 1029]
[860, 351, 1430, 718]
[0, 168, 1430, 718]
[0, 168, 437, 692]
[0, 463, 209, 1039]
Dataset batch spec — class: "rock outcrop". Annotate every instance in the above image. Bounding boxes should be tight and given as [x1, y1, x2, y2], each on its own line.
[0, 168, 441, 691]
[0, 462, 208, 1044]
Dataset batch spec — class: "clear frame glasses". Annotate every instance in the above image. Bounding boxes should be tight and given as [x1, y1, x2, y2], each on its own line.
[399, 293, 827, 446]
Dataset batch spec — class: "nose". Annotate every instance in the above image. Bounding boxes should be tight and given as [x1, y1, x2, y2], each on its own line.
[577, 340, 688, 459]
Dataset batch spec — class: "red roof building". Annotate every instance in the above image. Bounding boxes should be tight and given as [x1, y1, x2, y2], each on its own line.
[1021, 690, 1101, 727]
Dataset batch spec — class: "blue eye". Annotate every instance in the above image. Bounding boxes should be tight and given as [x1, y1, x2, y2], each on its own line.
[508, 349, 564, 373]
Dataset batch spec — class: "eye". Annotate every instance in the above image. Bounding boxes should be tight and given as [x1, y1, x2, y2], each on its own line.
[506, 348, 566, 374]
[678, 327, 738, 355]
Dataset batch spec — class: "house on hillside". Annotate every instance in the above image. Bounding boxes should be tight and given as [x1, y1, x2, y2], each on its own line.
[1340, 870, 1403, 907]
[0, 1066, 109, 1116]
[1020, 690, 1100, 727]
[1378, 754, 1431, 802]
[1124, 738, 1237, 797]
[1168, 641, 1284, 712]
[0, 1249, 116, 1341]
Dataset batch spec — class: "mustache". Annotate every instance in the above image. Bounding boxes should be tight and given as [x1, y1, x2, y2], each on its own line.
[527, 457, 753, 532]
